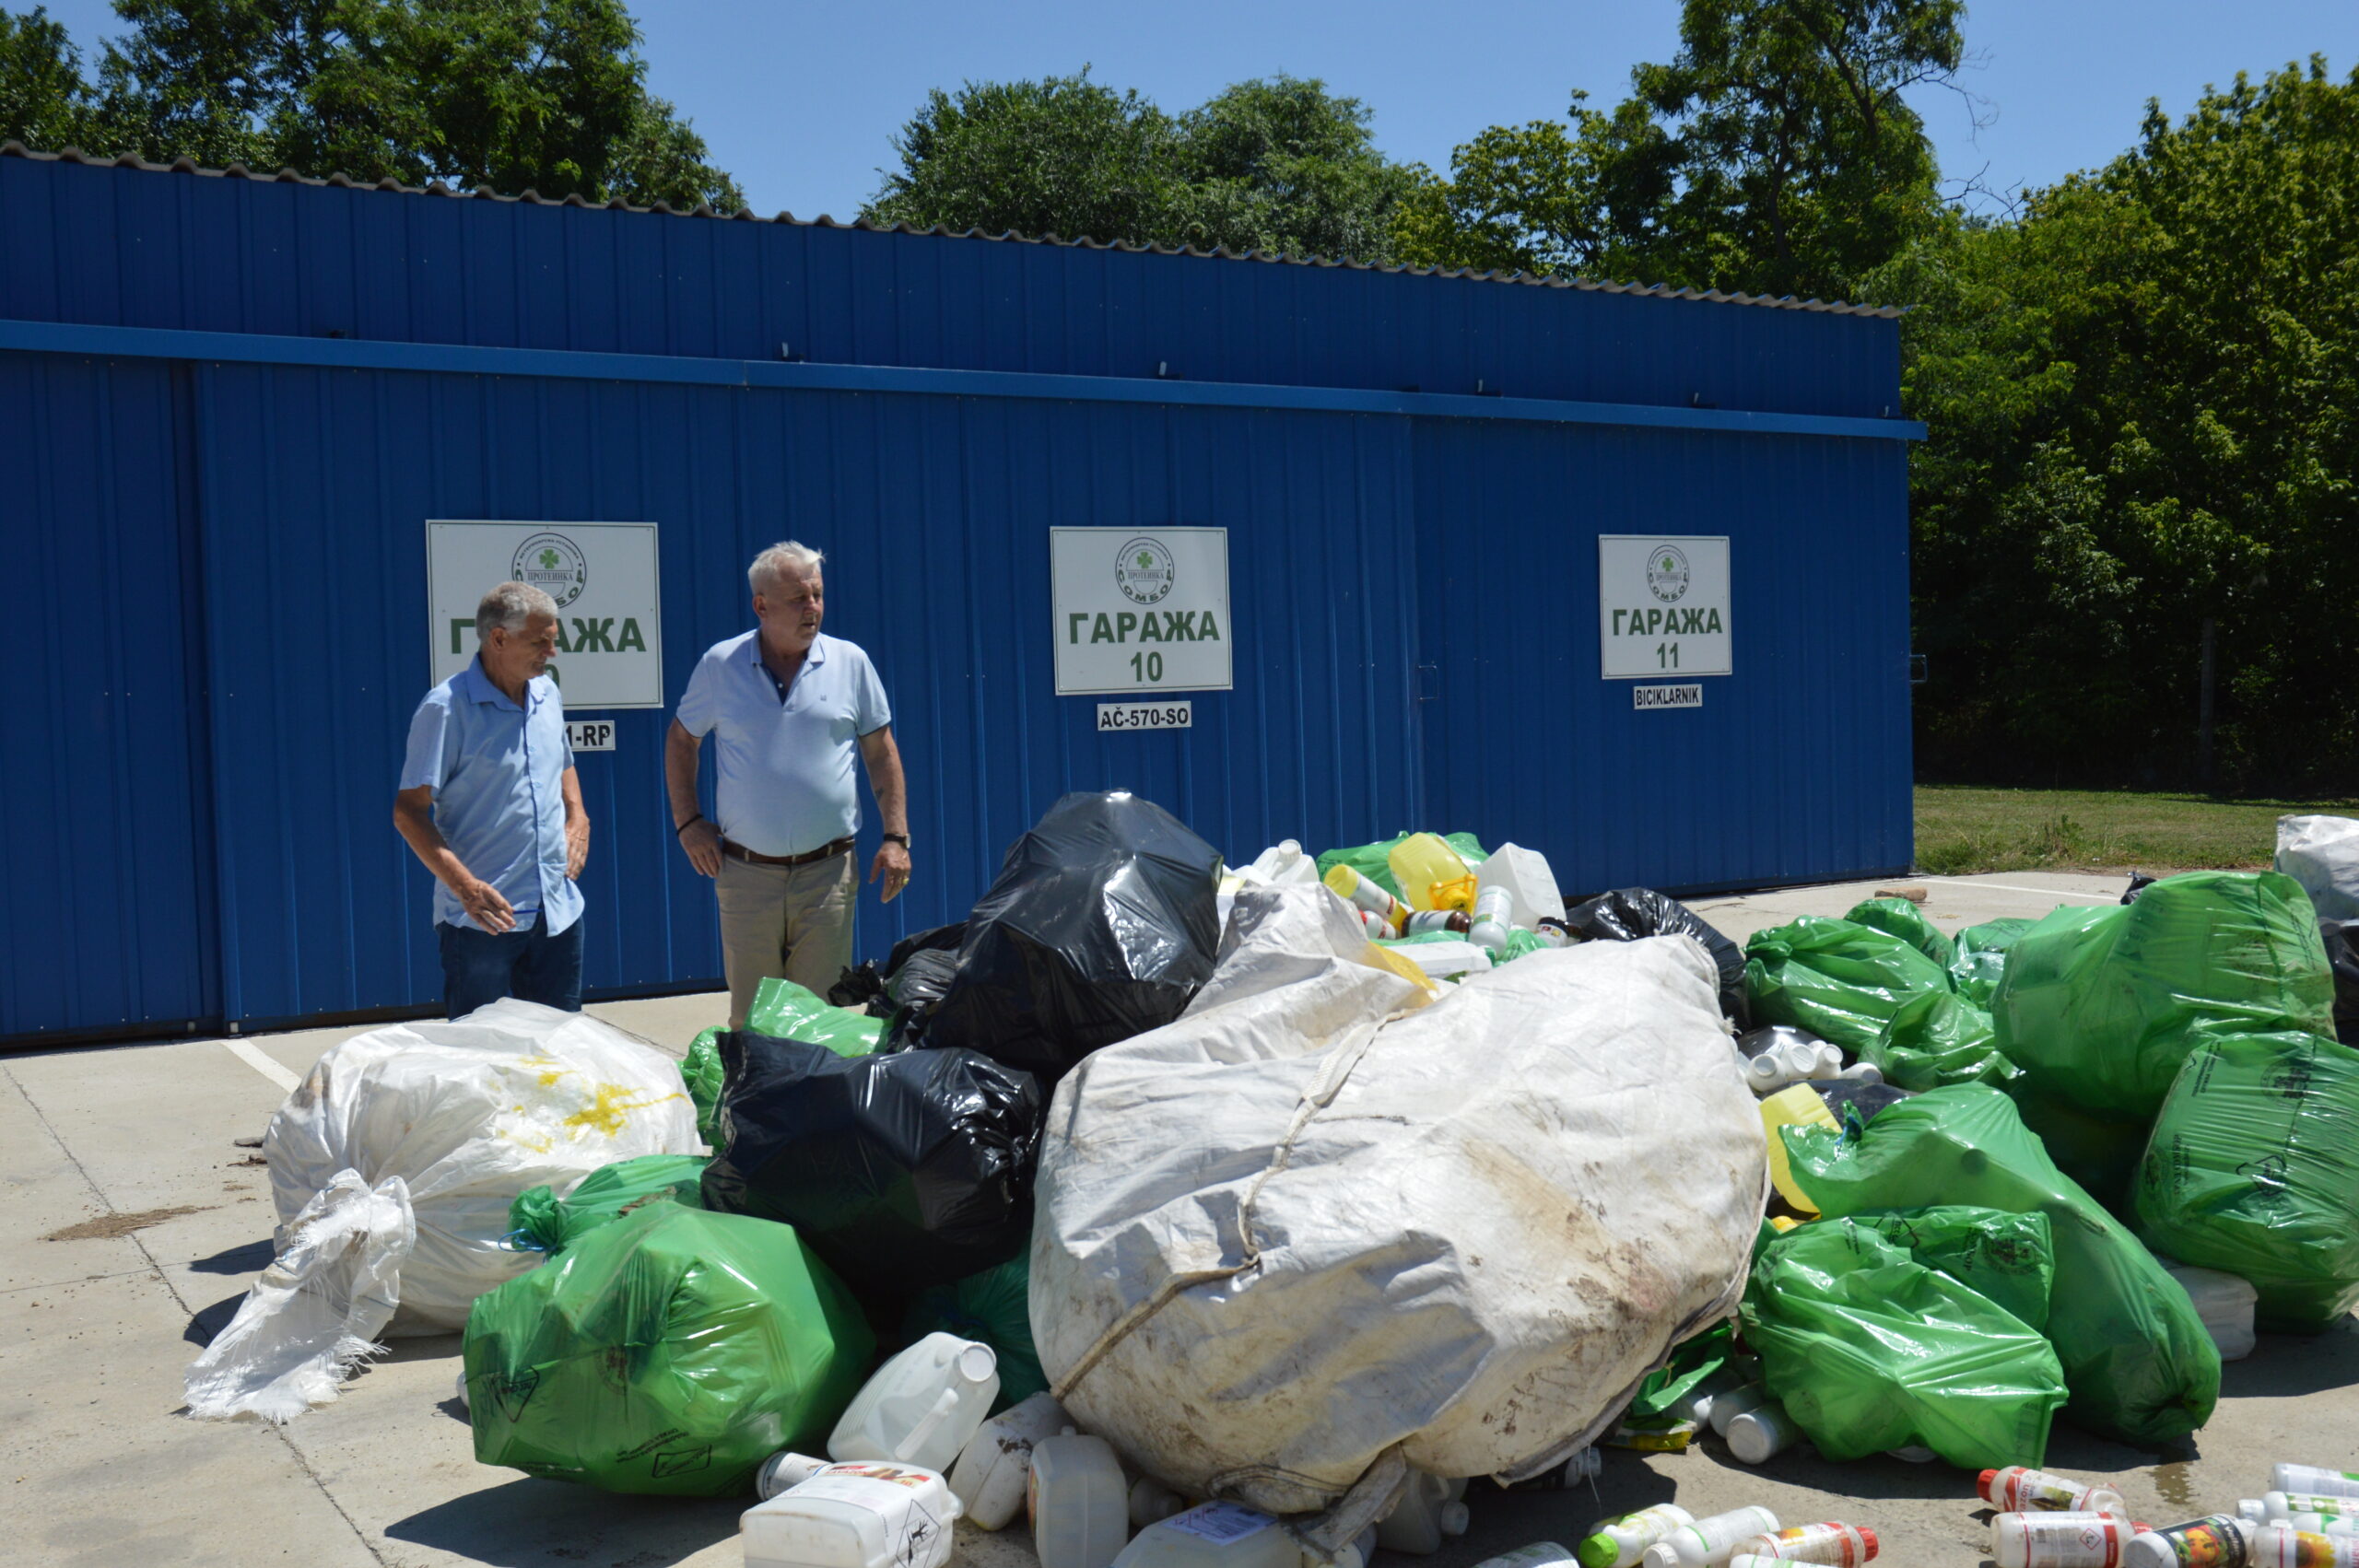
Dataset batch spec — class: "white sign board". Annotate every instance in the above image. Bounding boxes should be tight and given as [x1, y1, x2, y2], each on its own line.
[566, 720, 617, 751]
[1599, 535, 1731, 679]
[1633, 684, 1703, 710]
[1050, 528, 1232, 696]
[427, 521, 663, 709]
[1097, 700, 1194, 732]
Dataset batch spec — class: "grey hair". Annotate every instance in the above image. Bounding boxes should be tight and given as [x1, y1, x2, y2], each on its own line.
[475, 580, 559, 644]
[749, 541, 826, 596]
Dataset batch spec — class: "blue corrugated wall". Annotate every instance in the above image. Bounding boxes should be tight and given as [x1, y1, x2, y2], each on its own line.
[0, 156, 1918, 1041]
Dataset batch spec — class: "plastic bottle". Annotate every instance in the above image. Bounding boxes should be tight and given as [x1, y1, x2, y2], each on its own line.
[1727, 1405, 1802, 1465]
[1837, 1061, 1884, 1084]
[1389, 834, 1476, 912]
[741, 1461, 965, 1568]
[1131, 1480, 1186, 1530]
[1403, 909, 1473, 936]
[2277, 1469, 2359, 1502]
[1474, 843, 1565, 930]
[758, 1451, 833, 1499]
[1802, 1042, 1844, 1081]
[1729, 1527, 1877, 1568]
[1110, 1503, 1300, 1568]
[1325, 864, 1410, 934]
[1379, 1473, 1473, 1555]
[827, 1333, 1000, 1471]
[1478, 1547, 1579, 1568]
[1535, 919, 1574, 948]
[1982, 1469, 2132, 1516]
[1470, 885, 1515, 952]
[947, 1390, 1069, 1530]
[2250, 1525, 2359, 1568]
[1643, 1507, 1782, 1567]
[2122, 1517, 2252, 1568]
[1758, 1085, 1841, 1211]
[1579, 1505, 1696, 1568]
[1709, 1384, 1775, 1436]
[1239, 841, 1317, 887]
[2242, 1496, 2354, 1526]
[1678, 1365, 1750, 1425]
[1989, 1514, 2138, 1568]
[1031, 1432, 1132, 1568]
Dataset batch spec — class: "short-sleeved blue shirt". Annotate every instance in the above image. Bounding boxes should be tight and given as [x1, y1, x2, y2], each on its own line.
[675, 630, 893, 858]
[399, 659, 582, 935]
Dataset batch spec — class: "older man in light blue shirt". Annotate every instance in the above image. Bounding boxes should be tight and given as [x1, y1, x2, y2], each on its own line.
[394, 581, 591, 1017]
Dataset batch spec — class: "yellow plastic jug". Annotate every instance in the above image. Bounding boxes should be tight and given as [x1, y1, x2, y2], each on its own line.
[1388, 834, 1476, 912]
[1758, 1084, 1839, 1213]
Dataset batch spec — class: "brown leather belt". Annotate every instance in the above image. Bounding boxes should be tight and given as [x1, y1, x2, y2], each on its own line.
[721, 835, 856, 868]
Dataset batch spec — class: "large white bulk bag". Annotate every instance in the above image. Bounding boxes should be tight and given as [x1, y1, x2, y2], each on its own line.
[2278, 814, 2359, 919]
[1032, 886, 1764, 1517]
[265, 998, 700, 1332]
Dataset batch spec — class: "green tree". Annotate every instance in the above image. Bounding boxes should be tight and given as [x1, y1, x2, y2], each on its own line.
[0, 6, 101, 151]
[1172, 75, 1416, 260]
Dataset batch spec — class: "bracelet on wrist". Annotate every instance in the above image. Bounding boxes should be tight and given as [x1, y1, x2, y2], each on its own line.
[675, 813, 704, 837]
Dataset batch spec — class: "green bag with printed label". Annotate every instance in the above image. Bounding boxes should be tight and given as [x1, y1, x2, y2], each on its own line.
[1745, 917, 1954, 1056]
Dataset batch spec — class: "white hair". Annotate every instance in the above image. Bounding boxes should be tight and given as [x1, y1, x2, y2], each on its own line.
[475, 580, 558, 644]
[749, 541, 826, 596]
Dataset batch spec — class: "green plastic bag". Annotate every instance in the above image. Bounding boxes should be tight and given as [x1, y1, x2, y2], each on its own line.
[1950, 919, 2035, 1008]
[1745, 917, 1955, 1056]
[2015, 1091, 2152, 1215]
[902, 1256, 1046, 1412]
[1840, 1207, 2056, 1332]
[509, 1154, 710, 1255]
[2135, 1031, 2359, 1330]
[748, 977, 884, 1058]
[1742, 1217, 2068, 1469]
[682, 1030, 725, 1147]
[1781, 1084, 2220, 1445]
[1847, 897, 1956, 969]
[1993, 872, 2337, 1123]
[465, 1204, 874, 1496]
[1867, 992, 2024, 1093]
[1314, 831, 1487, 900]
[1627, 1320, 1744, 1425]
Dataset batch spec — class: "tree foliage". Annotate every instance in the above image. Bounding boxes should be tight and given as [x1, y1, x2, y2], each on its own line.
[863, 69, 1416, 263]
[0, 6, 97, 150]
[0, 0, 739, 209]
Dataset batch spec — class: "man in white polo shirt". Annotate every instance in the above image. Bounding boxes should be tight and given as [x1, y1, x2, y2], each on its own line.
[665, 541, 911, 1027]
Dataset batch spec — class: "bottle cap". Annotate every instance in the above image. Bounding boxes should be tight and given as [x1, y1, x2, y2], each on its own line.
[1441, 1503, 1471, 1537]
[1575, 1537, 1617, 1568]
[1978, 1470, 2001, 1503]
[1858, 1527, 1878, 1560]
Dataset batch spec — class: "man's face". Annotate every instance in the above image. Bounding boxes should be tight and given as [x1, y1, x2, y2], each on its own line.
[486, 613, 558, 685]
[757, 568, 824, 652]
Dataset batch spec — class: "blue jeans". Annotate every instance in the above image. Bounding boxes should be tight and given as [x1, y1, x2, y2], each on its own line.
[439, 916, 585, 1019]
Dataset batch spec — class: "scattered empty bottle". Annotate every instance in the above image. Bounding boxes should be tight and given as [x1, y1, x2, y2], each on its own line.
[1725, 1404, 1802, 1466]
[1642, 1506, 1782, 1567]
[1110, 1503, 1298, 1568]
[2278, 1468, 2359, 1503]
[1836, 1061, 1883, 1084]
[1324, 864, 1411, 935]
[2123, 1516, 2252, 1568]
[1377, 1472, 1472, 1555]
[2249, 1525, 2359, 1568]
[1031, 1431, 1132, 1568]
[1579, 1505, 1696, 1568]
[741, 1461, 964, 1568]
[1990, 1513, 2141, 1568]
[1403, 909, 1473, 936]
[757, 1451, 833, 1499]
[1708, 1383, 1773, 1437]
[1981, 1469, 2131, 1516]
[1473, 1547, 1579, 1568]
[827, 1333, 999, 1472]
[2240, 1495, 2354, 1527]
[1470, 885, 1515, 952]
[1730, 1522, 1878, 1565]
[947, 1390, 1068, 1531]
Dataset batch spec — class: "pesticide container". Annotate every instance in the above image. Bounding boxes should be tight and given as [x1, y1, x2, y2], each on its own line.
[1031, 1432, 1131, 1568]
[827, 1333, 999, 1471]
[2276, 1468, 2359, 1501]
[2123, 1517, 2251, 1568]
[947, 1391, 1068, 1530]
[1727, 1405, 1802, 1465]
[1471, 886, 1515, 953]
[1642, 1507, 1781, 1567]
[1580, 1506, 1696, 1568]
[2250, 1525, 2359, 1567]
[1389, 834, 1476, 912]
[1730, 1523, 1877, 1564]
[1404, 910, 1473, 936]
[1709, 1384, 1775, 1437]
[2242, 1495, 2354, 1526]
[1837, 1062, 1884, 1084]
[758, 1452, 834, 1499]
[741, 1462, 964, 1568]
[1378, 1473, 1472, 1554]
[1989, 1514, 2138, 1568]
[1982, 1469, 2131, 1515]
[1325, 865, 1410, 934]
[1480, 1548, 1579, 1568]
[1474, 844, 1564, 930]
[1238, 842, 1318, 887]
[1111, 1504, 1300, 1568]
[1759, 1087, 1840, 1211]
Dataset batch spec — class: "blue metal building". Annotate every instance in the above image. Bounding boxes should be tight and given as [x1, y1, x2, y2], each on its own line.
[0, 146, 1923, 1043]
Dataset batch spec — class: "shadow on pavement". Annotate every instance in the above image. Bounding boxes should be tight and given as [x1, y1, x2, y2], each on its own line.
[182, 1290, 245, 1348]
[187, 1236, 274, 1275]
[2222, 1320, 2359, 1398]
[386, 1476, 741, 1568]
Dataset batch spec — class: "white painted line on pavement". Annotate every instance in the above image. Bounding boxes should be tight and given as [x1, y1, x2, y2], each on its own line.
[1916, 876, 2118, 905]
[222, 1037, 300, 1094]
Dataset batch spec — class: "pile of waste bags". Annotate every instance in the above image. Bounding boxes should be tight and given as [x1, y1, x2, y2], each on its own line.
[508, 1153, 708, 1256]
[1745, 915, 1951, 1055]
[682, 977, 881, 1145]
[265, 999, 700, 1332]
[1567, 887, 1750, 1026]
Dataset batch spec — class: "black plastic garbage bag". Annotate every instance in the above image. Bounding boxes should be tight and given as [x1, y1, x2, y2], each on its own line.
[921, 791, 1222, 1083]
[1812, 1078, 1915, 1124]
[701, 1029, 1045, 1300]
[1567, 888, 1749, 1027]
[2322, 919, 2359, 1047]
[884, 948, 963, 1048]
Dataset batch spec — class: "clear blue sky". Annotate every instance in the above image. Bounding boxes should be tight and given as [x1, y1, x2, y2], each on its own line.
[32, 0, 2358, 219]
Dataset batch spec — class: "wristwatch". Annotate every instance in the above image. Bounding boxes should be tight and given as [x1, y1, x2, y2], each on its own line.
[882, 832, 910, 848]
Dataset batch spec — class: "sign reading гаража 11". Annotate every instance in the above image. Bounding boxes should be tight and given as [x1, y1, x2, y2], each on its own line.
[1598, 535, 1731, 680]
[1050, 527, 1232, 696]
[427, 520, 664, 708]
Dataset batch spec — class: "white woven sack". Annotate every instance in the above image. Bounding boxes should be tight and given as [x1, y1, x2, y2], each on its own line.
[1032, 885, 1764, 1516]
[265, 998, 699, 1332]
[2278, 814, 2359, 919]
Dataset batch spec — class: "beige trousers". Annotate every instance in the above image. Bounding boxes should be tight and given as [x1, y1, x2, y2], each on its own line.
[715, 848, 857, 1030]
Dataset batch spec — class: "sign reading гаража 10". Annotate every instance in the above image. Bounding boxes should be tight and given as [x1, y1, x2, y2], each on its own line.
[1050, 527, 1232, 696]
[1598, 535, 1731, 680]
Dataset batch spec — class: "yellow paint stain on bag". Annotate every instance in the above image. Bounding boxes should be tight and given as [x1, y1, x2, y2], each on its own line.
[562, 1082, 686, 1138]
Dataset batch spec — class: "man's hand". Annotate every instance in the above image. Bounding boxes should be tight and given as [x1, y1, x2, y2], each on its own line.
[565, 813, 591, 879]
[458, 877, 518, 932]
[680, 818, 723, 878]
[870, 840, 911, 903]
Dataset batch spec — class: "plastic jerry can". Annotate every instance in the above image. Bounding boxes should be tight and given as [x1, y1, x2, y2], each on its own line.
[1643, 1508, 1781, 1567]
[948, 1391, 1069, 1531]
[1031, 1432, 1132, 1568]
[2122, 1517, 2252, 1568]
[1990, 1513, 2139, 1568]
[827, 1333, 1000, 1471]
[2278, 1469, 2359, 1502]
[759, 1451, 834, 1499]
[741, 1461, 964, 1568]
[1239, 841, 1317, 886]
[1759, 1085, 1840, 1211]
[1477, 1547, 1579, 1568]
[1325, 865, 1410, 934]
[1580, 1505, 1696, 1568]
[2249, 1526, 2359, 1568]
[1378, 1472, 1472, 1555]
[1114, 1504, 1299, 1568]
[1730, 1523, 1878, 1564]
[1725, 1405, 1801, 1466]
[1982, 1469, 2131, 1516]
[1474, 843, 1565, 931]
[1389, 834, 1476, 912]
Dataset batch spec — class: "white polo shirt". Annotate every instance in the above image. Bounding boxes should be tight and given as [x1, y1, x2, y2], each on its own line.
[675, 630, 893, 858]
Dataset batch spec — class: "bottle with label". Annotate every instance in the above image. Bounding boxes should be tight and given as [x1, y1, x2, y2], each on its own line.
[1726, 1406, 1801, 1466]
[1325, 865, 1410, 935]
[1643, 1507, 1782, 1567]
[741, 1461, 965, 1568]
[1388, 834, 1476, 912]
[2243, 1497, 2354, 1527]
[758, 1451, 834, 1499]
[1730, 1522, 1877, 1565]
[1474, 843, 1565, 930]
[1708, 1384, 1775, 1437]
[827, 1334, 1000, 1472]
[1982, 1469, 2132, 1516]
[1031, 1433, 1132, 1568]
[946, 1390, 1068, 1531]
[1377, 1472, 1473, 1555]
[1403, 909, 1473, 936]
[1110, 1503, 1299, 1568]
[2123, 1516, 2252, 1568]
[1579, 1505, 1696, 1568]
[1470, 885, 1515, 952]
[2278, 1470, 2359, 1503]
[1989, 1514, 2138, 1568]
[2249, 1526, 2359, 1567]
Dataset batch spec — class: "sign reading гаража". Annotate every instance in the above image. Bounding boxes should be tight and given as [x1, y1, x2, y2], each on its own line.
[1598, 535, 1731, 680]
[1050, 527, 1232, 696]
[427, 521, 664, 709]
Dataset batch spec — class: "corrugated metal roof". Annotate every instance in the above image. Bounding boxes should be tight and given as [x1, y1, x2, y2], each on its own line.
[0, 139, 1906, 319]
